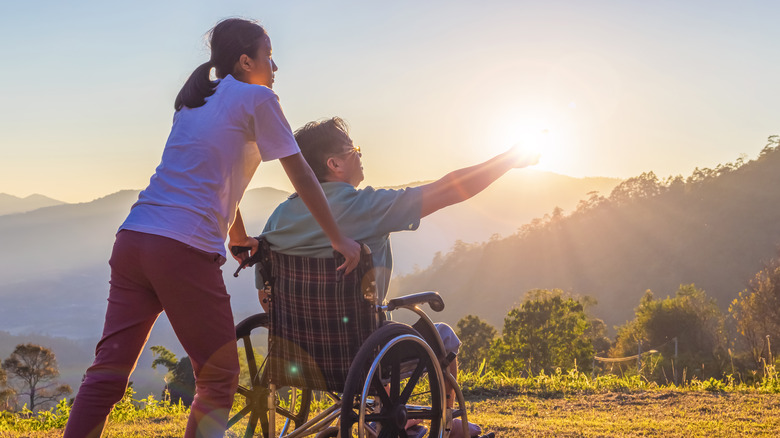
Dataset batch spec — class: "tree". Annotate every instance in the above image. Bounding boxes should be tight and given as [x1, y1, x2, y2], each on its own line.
[729, 255, 780, 365]
[575, 191, 608, 214]
[0, 367, 15, 411]
[759, 135, 780, 159]
[585, 317, 611, 356]
[612, 285, 727, 382]
[150, 345, 195, 406]
[1, 344, 72, 411]
[489, 289, 595, 376]
[150, 345, 178, 372]
[455, 315, 497, 372]
[609, 171, 662, 204]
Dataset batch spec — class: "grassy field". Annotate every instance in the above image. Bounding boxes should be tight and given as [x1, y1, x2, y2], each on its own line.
[469, 391, 780, 437]
[3, 390, 780, 437]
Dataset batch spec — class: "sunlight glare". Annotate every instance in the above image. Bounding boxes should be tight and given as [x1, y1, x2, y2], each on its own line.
[491, 116, 561, 171]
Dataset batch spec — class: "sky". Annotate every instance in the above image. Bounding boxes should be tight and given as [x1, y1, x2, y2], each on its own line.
[1, 0, 778, 203]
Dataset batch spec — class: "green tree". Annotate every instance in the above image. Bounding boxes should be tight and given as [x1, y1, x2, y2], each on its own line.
[1, 344, 72, 411]
[729, 256, 780, 365]
[585, 317, 611, 356]
[612, 285, 727, 382]
[455, 315, 497, 372]
[489, 289, 595, 376]
[0, 366, 15, 410]
[150, 345, 178, 372]
[150, 345, 195, 406]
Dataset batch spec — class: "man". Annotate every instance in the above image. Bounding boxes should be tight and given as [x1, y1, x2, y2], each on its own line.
[259, 117, 538, 437]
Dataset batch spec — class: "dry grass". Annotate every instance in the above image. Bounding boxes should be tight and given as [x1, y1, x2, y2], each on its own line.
[468, 391, 780, 437]
[4, 391, 780, 437]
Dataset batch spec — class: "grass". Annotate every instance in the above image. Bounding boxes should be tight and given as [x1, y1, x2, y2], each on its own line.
[4, 391, 779, 437]
[467, 392, 780, 436]
[3, 368, 780, 437]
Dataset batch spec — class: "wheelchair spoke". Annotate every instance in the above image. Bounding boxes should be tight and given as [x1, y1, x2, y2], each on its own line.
[390, 355, 400, 403]
[406, 407, 437, 420]
[227, 404, 252, 428]
[244, 410, 259, 438]
[243, 337, 260, 384]
[235, 384, 252, 398]
[399, 361, 425, 404]
[364, 412, 390, 422]
[371, 373, 392, 406]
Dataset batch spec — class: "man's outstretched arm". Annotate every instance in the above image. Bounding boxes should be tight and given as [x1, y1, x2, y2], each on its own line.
[419, 146, 539, 218]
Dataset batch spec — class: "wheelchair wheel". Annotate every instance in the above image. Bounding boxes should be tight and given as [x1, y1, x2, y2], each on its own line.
[340, 322, 445, 438]
[229, 313, 313, 438]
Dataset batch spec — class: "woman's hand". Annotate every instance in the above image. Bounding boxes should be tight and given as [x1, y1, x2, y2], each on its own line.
[332, 236, 361, 275]
[228, 235, 259, 265]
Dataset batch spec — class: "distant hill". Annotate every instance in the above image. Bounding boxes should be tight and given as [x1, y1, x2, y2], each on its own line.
[0, 193, 65, 215]
[393, 140, 780, 332]
[0, 187, 291, 397]
[0, 187, 291, 337]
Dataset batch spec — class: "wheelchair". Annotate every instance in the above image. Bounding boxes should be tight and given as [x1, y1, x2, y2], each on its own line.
[227, 239, 473, 438]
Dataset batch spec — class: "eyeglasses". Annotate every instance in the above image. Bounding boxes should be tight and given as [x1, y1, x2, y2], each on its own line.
[335, 144, 361, 158]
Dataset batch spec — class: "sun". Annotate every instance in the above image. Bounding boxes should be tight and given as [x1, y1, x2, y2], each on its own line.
[489, 116, 565, 172]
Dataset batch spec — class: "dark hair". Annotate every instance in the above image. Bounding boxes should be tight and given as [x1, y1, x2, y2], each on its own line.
[174, 18, 268, 111]
[294, 117, 352, 182]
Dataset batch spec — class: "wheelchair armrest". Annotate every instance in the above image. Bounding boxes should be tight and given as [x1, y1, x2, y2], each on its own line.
[386, 291, 445, 312]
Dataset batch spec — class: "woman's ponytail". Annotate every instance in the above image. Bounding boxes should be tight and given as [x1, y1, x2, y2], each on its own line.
[174, 61, 217, 111]
[173, 19, 267, 111]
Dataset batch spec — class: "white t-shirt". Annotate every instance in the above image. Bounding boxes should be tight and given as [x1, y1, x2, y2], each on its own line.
[120, 75, 299, 256]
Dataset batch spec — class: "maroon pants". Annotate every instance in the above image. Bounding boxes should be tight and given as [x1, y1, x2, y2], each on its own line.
[64, 230, 239, 438]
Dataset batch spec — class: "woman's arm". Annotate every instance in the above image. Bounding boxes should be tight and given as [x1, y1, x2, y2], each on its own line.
[419, 146, 539, 218]
[228, 208, 258, 263]
[280, 153, 361, 274]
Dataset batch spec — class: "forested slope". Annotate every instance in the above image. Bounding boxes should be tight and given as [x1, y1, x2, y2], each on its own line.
[393, 138, 780, 330]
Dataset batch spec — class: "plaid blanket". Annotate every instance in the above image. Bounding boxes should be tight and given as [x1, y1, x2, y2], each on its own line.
[268, 249, 378, 391]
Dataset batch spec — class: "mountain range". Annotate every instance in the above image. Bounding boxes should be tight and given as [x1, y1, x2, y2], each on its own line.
[0, 193, 64, 215]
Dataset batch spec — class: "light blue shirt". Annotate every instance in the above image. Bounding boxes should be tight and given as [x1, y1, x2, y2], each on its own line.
[260, 182, 422, 299]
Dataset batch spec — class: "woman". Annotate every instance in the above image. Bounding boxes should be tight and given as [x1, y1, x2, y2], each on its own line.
[63, 18, 360, 438]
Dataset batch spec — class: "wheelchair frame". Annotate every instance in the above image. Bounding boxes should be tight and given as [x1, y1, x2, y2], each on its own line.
[229, 246, 471, 438]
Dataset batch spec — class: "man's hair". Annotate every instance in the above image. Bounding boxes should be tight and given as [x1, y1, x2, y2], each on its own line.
[294, 117, 351, 182]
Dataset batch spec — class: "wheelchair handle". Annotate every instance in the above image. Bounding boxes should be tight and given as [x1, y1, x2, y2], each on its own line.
[231, 245, 252, 256]
[386, 291, 445, 312]
[230, 245, 264, 278]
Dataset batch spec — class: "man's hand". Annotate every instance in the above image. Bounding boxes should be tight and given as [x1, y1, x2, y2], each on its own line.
[507, 143, 541, 168]
[228, 236, 259, 265]
[332, 236, 361, 275]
